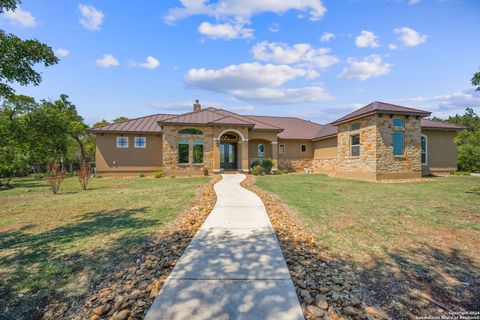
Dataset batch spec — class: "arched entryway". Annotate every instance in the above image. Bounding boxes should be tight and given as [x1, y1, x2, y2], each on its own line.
[220, 133, 238, 170]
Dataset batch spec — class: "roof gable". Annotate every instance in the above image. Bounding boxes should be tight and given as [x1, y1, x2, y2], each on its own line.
[87, 113, 174, 134]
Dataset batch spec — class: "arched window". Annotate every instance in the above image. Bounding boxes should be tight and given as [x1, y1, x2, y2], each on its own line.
[178, 128, 203, 135]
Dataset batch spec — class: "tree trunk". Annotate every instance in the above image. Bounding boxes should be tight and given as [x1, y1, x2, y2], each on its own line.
[73, 135, 87, 163]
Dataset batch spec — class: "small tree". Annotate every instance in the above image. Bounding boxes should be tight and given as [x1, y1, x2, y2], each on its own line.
[77, 162, 91, 190]
[47, 161, 65, 194]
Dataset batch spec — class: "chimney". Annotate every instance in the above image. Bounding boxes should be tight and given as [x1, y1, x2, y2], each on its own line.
[193, 100, 201, 112]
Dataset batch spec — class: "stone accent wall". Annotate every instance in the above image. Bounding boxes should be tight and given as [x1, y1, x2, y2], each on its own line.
[161, 125, 214, 174]
[336, 115, 377, 177]
[278, 158, 313, 172]
[312, 158, 337, 174]
[375, 115, 422, 179]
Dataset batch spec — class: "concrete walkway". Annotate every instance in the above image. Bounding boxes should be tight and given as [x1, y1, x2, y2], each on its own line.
[145, 174, 304, 320]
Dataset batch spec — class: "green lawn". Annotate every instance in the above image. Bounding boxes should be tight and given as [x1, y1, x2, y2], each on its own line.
[0, 175, 209, 319]
[255, 174, 480, 314]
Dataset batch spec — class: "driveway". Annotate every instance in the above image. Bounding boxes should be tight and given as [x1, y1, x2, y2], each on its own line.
[145, 173, 304, 320]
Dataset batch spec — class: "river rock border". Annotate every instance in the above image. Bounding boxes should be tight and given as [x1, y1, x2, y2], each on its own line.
[242, 176, 388, 320]
[69, 176, 219, 320]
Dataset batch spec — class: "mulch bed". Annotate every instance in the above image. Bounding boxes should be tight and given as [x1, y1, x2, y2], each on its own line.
[242, 176, 388, 320]
[48, 175, 220, 320]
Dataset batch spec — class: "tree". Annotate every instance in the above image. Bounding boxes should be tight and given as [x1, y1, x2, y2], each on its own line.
[0, 0, 58, 98]
[93, 119, 109, 127]
[472, 70, 480, 92]
[113, 116, 129, 123]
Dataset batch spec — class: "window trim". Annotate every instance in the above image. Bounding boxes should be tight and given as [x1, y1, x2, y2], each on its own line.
[421, 134, 428, 165]
[279, 144, 285, 155]
[178, 139, 190, 164]
[192, 140, 204, 164]
[116, 136, 129, 148]
[350, 134, 360, 157]
[178, 128, 203, 135]
[300, 144, 307, 154]
[393, 130, 405, 157]
[257, 143, 265, 157]
[134, 137, 146, 148]
[393, 118, 405, 127]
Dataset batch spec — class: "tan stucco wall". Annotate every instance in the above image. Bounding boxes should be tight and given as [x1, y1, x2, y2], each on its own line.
[313, 137, 337, 159]
[421, 130, 458, 174]
[249, 139, 272, 160]
[277, 139, 313, 171]
[95, 133, 163, 173]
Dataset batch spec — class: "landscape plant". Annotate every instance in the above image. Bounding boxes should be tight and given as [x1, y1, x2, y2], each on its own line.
[261, 159, 273, 174]
[77, 162, 92, 190]
[47, 161, 65, 194]
[154, 169, 164, 178]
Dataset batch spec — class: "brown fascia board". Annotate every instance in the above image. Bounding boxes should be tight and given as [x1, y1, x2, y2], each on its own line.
[250, 128, 284, 133]
[312, 133, 338, 141]
[331, 110, 431, 126]
[157, 121, 255, 127]
[421, 126, 465, 131]
[87, 129, 161, 135]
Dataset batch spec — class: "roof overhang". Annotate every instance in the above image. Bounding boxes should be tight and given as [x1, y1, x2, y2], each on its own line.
[312, 133, 338, 141]
[331, 110, 431, 126]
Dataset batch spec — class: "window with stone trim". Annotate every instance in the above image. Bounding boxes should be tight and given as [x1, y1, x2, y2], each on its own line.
[351, 134, 360, 157]
[393, 131, 405, 156]
[116, 137, 128, 148]
[350, 123, 360, 131]
[393, 118, 405, 127]
[193, 140, 203, 164]
[178, 139, 189, 164]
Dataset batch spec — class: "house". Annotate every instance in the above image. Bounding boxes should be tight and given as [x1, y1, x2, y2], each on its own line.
[88, 101, 464, 181]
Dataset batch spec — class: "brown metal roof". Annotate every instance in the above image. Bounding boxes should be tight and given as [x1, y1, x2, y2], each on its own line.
[87, 113, 174, 134]
[246, 115, 323, 140]
[421, 119, 465, 131]
[331, 101, 431, 125]
[313, 124, 337, 140]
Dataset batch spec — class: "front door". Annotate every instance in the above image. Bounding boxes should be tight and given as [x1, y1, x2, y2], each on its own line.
[220, 142, 237, 170]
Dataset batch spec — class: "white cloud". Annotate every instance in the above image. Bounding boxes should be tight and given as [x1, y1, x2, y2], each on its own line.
[389, 89, 480, 118]
[79, 4, 104, 31]
[198, 21, 253, 39]
[165, 0, 327, 23]
[388, 44, 397, 50]
[320, 32, 335, 42]
[338, 54, 392, 81]
[2, 6, 36, 27]
[55, 48, 70, 58]
[184, 62, 332, 104]
[409, 0, 421, 5]
[95, 54, 119, 68]
[252, 41, 339, 69]
[269, 23, 280, 33]
[394, 27, 427, 47]
[355, 30, 380, 48]
[132, 56, 160, 69]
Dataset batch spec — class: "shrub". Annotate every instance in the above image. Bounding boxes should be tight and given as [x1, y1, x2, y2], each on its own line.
[273, 170, 282, 175]
[261, 159, 273, 174]
[282, 170, 289, 174]
[250, 160, 261, 168]
[170, 175, 176, 179]
[47, 161, 66, 194]
[154, 169, 164, 179]
[250, 165, 259, 176]
[139, 173, 145, 178]
[77, 162, 92, 190]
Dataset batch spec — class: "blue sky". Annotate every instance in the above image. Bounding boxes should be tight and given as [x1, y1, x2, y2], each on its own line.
[1, 0, 479, 125]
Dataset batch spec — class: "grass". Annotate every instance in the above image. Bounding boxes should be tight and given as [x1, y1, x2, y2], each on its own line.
[0, 175, 209, 319]
[255, 174, 480, 315]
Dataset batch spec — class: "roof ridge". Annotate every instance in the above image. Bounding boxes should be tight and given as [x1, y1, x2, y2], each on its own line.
[213, 108, 257, 124]
[160, 107, 217, 122]
[246, 114, 323, 125]
[90, 112, 174, 129]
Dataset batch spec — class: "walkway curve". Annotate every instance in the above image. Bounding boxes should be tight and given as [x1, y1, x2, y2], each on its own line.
[145, 174, 304, 320]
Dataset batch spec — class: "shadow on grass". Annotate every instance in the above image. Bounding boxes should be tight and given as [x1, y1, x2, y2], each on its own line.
[0, 208, 157, 320]
[357, 246, 480, 319]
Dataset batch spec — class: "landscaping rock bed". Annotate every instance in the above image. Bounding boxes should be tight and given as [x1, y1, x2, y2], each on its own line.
[242, 176, 388, 320]
[64, 176, 219, 320]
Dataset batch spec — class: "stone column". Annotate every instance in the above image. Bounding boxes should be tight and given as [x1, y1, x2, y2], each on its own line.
[212, 137, 221, 173]
[241, 139, 249, 172]
[271, 141, 278, 171]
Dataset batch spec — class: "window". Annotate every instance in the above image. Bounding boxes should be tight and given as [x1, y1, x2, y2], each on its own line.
[116, 137, 128, 148]
[193, 140, 203, 164]
[350, 123, 360, 131]
[300, 144, 307, 154]
[178, 128, 203, 135]
[393, 118, 405, 127]
[421, 135, 428, 165]
[279, 144, 285, 155]
[258, 144, 265, 157]
[178, 139, 189, 164]
[393, 131, 405, 156]
[134, 137, 146, 148]
[351, 134, 360, 157]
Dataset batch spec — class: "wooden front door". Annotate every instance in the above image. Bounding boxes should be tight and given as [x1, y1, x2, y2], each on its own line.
[220, 142, 237, 170]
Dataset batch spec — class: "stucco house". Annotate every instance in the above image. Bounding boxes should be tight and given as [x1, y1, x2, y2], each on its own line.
[89, 101, 464, 181]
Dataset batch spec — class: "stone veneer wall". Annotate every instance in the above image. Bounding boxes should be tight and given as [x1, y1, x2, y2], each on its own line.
[335, 115, 377, 180]
[162, 125, 214, 174]
[375, 115, 422, 179]
[312, 158, 337, 174]
[278, 159, 313, 172]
